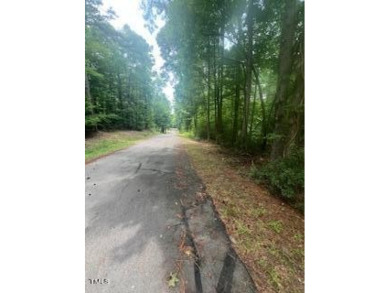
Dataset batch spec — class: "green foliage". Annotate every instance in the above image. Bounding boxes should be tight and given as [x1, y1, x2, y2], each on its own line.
[179, 131, 195, 139]
[153, 94, 171, 132]
[143, 0, 305, 209]
[145, 0, 304, 155]
[250, 147, 304, 201]
[85, 0, 171, 134]
[85, 114, 123, 130]
[167, 272, 179, 288]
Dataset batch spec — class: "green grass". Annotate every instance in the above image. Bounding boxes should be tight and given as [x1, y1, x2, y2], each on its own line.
[235, 219, 252, 236]
[269, 268, 282, 290]
[294, 233, 303, 241]
[268, 220, 284, 234]
[179, 131, 195, 139]
[251, 206, 267, 217]
[85, 131, 156, 162]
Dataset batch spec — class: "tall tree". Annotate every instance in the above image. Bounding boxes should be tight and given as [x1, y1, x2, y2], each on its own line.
[271, 0, 298, 159]
[241, 0, 254, 148]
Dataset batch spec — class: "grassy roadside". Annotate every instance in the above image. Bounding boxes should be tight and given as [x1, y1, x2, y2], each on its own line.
[180, 137, 304, 293]
[85, 130, 156, 163]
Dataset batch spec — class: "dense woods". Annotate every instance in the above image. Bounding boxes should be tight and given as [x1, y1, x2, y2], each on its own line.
[144, 0, 305, 204]
[85, 0, 304, 204]
[85, 0, 171, 134]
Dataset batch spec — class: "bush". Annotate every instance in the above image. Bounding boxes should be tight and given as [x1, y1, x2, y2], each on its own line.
[85, 113, 123, 131]
[250, 147, 304, 201]
[180, 131, 195, 139]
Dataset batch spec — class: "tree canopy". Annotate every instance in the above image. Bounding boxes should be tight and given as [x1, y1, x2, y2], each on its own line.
[143, 0, 304, 160]
[85, 0, 171, 134]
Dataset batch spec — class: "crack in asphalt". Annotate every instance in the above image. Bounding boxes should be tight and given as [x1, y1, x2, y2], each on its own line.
[141, 167, 174, 174]
[180, 203, 203, 293]
[135, 163, 142, 173]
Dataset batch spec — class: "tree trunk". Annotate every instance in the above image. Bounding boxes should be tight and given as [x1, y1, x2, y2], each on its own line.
[117, 72, 123, 110]
[249, 81, 257, 142]
[252, 66, 268, 151]
[85, 72, 94, 114]
[285, 32, 304, 154]
[242, 0, 254, 149]
[218, 21, 224, 139]
[271, 0, 297, 160]
[232, 66, 240, 145]
[207, 47, 211, 140]
[213, 37, 219, 138]
[194, 111, 198, 134]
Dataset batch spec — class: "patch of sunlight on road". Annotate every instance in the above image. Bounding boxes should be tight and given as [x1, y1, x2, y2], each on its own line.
[124, 238, 167, 292]
[131, 238, 164, 275]
[86, 223, 143, 277]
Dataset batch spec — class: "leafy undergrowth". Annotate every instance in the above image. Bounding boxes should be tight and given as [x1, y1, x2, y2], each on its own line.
[249, 147, 304, 212]
[85, 130, 155, 162]
[181, 138, 304, 293]
[179, 131, 196, 139]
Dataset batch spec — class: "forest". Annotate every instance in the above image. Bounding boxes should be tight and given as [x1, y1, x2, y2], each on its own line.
[85, 0, 171, 134]
[85, 0, 304, 205]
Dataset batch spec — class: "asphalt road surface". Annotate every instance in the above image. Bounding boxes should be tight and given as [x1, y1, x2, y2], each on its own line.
[85, 130, 256, 293]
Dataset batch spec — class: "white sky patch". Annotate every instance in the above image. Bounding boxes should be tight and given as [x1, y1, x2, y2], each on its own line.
[101, 0, 174, 103]
[224, 37, 234, 50]
[163, 86, 174, 103]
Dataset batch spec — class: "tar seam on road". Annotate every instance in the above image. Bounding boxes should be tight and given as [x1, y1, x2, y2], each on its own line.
[180, 204, 203, 293]
[216, 252, 236, 293]
[206, 195, 257, 292]
[141, 167, 174, 174]
[135, 163, 142, 173]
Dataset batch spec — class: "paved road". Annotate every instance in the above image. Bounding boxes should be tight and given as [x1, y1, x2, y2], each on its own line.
[85, 131, 256, 293]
